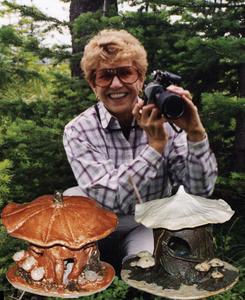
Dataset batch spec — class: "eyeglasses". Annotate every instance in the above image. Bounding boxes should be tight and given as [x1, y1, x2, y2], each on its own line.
[94, 66, 139, 87]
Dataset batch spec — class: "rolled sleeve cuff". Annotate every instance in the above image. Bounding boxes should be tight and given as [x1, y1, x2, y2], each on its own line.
[188, 136, 210, 156]
[139, 145, 163, 169]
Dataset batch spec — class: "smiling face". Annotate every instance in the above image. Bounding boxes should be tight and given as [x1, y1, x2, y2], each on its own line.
[91, 60, 144, 124]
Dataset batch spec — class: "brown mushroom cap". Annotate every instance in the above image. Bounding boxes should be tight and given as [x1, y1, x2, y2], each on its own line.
[1, 195, 118, 249]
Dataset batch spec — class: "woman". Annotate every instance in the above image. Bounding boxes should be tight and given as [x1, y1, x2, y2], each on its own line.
[63, 29, 217, 266]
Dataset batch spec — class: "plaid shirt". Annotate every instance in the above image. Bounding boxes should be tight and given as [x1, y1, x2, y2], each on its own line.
[63, 102, 217, 215]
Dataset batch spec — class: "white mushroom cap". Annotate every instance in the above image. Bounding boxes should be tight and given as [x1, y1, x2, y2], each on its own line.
[130, 261, 138, 267]
[20, 256, 37, 271]
[135, 186, 234, 230]
[209, 258, 224, 268]
[195, 261, 211, 272]
[13, 250, 26, 262]
[130, 252, 155, 268]
[31, 267, 45, 281]
[84, 270, 103, 282]
[136, 256, 155, 269]
[136, 250, 153, 258]
[211, 271, 224, 279]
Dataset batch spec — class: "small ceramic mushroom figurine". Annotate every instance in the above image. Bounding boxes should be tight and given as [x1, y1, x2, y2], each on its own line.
[121, 186, 239, 300]
[1, 192, 118, 298]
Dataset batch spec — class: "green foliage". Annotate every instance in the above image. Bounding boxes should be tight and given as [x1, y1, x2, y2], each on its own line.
[0, 160, 13, 208]
[0, 25, 43, 90]
[211, 217, 245, 300]
[202, 93, 245, 172]
[173, 36, 245, 99]
[3, 0, 66, 27]
[0, 113, 76, 203]
[219, 172, 245, 197]
[0, 69, 95, 205]
[0, 25, 22, 46]
[201, 92, 245, 214]
[214, 173, 245, 217]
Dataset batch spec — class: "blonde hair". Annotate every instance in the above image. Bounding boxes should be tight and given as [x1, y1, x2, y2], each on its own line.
[81, 29, 148, 85]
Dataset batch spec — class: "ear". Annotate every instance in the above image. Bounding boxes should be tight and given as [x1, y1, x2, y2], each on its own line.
[89, 85, 100, 101]
[138, 77, 144, 91]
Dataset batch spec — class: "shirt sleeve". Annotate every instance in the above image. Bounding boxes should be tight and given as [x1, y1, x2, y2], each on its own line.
[63, 126, 163, 214]
[167, 131, 218, 196]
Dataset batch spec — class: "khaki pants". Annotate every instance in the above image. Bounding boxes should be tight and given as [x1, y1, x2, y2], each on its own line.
[97, 215, 154, 274]
[64, 187, 154, 268]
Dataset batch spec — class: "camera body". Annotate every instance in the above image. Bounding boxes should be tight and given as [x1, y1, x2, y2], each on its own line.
[144, 70, 185, 120]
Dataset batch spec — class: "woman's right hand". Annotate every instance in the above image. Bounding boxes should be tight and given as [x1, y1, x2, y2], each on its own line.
[132, 99, 168, 154]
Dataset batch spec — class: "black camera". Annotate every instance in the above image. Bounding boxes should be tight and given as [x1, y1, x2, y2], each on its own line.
[144, 70, 185, 120]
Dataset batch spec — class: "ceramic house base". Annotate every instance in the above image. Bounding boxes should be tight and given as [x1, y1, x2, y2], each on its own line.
[7, 261, 115, 298]
[121, 259, 238, 300]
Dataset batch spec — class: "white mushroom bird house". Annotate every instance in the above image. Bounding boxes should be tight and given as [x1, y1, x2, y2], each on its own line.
[121, 186, 239, 300]
[1, 192, 118, 298]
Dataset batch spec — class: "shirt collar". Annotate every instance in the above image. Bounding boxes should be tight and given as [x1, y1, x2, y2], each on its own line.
[96, 102, 114, 129]
[96, 101, 138, 130]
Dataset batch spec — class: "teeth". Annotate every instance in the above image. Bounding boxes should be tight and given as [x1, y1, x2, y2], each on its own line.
[109, 93, 127, 99]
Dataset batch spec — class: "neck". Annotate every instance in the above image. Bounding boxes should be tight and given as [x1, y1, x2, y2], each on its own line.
[108, 108, 133, 128]
[117, 114, 134, 141]
[118, 115, 133, 128]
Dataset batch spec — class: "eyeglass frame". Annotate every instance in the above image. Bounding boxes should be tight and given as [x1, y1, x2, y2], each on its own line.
[92, 66, 140, 88]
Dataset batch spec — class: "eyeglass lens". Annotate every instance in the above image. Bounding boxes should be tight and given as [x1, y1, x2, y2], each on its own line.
[95, 66, 139, 87]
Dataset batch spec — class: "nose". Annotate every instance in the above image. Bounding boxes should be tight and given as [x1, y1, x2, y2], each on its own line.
[110, 75, 123, 88]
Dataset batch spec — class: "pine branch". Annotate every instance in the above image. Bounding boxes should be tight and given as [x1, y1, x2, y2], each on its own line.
[2, 0, 69, 27]
[153, 0, 245, 9]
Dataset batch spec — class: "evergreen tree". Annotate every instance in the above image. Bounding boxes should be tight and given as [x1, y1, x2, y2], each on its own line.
[69, 0, 118, 77]
[123, 0, 245, 171]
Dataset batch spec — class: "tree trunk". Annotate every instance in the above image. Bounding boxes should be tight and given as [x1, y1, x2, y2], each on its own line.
[232, 63, 245, 172]
[238, 63, 245, 98]
[69, 0, 118, 78]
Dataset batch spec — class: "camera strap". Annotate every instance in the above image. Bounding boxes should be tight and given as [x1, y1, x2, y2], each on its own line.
[169, 122, 183, 134]
[94, 104, 182, 137]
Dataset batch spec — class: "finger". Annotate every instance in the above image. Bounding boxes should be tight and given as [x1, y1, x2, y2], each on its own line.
[132, 102, 142, 117]
[181, 90, 192, 100]
[167, 85, 192, 100]
[166, 85, 184, 94]
[141, 104, 156, 121]
[137, 97, 144, 106]
[148, 108, 163, 122]
[182, 95, 197, 111]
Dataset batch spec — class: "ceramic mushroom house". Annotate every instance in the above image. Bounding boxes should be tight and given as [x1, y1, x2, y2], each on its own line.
[121, 186, 239, 300]
[1, 192, 118, 298]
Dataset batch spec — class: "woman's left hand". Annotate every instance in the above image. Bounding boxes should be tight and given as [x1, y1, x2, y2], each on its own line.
[166, 85, 206, 142]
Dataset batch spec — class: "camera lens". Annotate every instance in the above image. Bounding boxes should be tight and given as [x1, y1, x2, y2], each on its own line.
[162, 94, 185, 119]
[156, 90, 185, 119]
